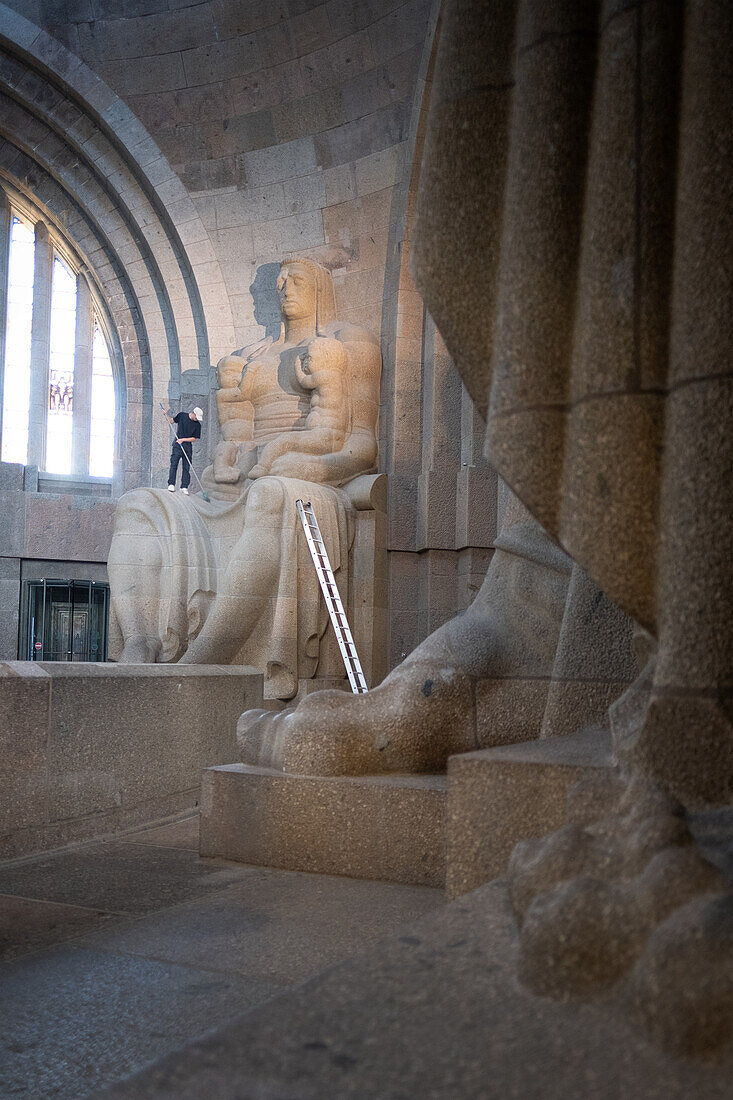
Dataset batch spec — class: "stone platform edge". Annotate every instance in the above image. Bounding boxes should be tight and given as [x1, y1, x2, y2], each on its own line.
[200, 764, 448, 888]
[0, 662, 263, 860]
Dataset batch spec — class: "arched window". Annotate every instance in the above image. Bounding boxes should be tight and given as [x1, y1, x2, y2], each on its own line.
[0, 193, 120, 484]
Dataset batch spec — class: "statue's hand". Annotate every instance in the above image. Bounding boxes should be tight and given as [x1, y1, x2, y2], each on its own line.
[214, 464, 242, 484]
[217, 386, 245, 405]
[267, 452, 329, 483]
[213, 441, 258, 483]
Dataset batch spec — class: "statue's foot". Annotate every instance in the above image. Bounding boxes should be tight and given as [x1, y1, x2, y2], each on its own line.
[237, 659, 477, 776]
[179, 635, 225, 663]
[117, 636, 159, 663]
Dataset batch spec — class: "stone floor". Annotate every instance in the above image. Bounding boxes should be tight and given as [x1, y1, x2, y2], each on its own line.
[104, 881, 733, 1100]
[0, 813, 443, 1099]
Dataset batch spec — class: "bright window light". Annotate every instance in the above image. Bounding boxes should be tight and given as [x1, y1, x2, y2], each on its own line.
[1, 202, 119, 482]
[89, 323, 115, 478]
[1, 217, 35, 465]
[45, 256, 77, 475]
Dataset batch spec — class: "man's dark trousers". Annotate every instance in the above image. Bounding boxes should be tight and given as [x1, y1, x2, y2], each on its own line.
[168, 441, 192, 488]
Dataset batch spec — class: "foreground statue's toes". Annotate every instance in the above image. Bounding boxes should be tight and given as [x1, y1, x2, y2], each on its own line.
[237, 707, 294, 767]
[237, 663, 476, 777]
[237, 695, 360, 774]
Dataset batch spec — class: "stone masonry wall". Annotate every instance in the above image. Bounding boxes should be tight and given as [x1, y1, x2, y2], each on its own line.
[0, 1, 497, 672]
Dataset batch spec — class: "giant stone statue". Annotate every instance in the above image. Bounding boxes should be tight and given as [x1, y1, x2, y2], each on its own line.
[238, 0, 733, 1058]
[108, 258, 381, 699]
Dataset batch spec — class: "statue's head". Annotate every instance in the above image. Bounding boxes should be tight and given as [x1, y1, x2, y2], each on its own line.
[277, 261, 316, 322]
[277, 258, 337, 332]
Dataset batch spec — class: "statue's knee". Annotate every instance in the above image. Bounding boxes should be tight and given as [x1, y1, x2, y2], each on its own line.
[120, 488, 156, 513]
[246, 477, 286, 524]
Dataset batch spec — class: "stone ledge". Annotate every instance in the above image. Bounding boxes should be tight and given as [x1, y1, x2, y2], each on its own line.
[200, 765, 447, 888]
[0, 662, 263, 859]
[447, 727, 614, 898]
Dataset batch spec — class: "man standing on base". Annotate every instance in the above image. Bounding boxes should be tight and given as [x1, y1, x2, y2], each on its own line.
[166, 407, 203, 495]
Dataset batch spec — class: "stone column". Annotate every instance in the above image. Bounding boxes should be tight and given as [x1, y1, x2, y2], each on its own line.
[0, 188, 11, 459]
[27, 221, 53, 470]
[71, 272, 92, 477]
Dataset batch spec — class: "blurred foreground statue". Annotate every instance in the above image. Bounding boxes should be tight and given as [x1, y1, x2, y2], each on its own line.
[240, 0, 733, 1055]
[108, 258, 381, 699]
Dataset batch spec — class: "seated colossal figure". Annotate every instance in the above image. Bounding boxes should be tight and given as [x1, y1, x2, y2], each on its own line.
[107, 258, 381, 698]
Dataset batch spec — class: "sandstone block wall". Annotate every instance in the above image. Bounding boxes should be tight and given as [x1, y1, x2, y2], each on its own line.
[0, 461, 115, 661]
[0, 1, 496, 672]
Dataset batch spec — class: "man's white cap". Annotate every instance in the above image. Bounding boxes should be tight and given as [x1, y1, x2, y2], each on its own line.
[193, 406, 204, 419]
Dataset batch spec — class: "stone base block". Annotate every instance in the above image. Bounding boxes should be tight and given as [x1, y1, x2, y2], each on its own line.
[446, 728, 613, 898]
[294, 676, 350, 700]
[200, 765, 447, 887]
[0, 662, 263, 859]
[258, 679, 352, 712]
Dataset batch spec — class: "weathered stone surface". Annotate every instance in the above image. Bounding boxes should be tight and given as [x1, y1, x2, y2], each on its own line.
[101, 882, 733, 1099]
[0, 663, 51, 839]
[408, 0, 733, 1059]
[446, 729, 613, 899]
[200, 764, 446, 887]
[0, 818, 441, 1098]
[0, 894, 116, 963]
[0, 662, 261, 859]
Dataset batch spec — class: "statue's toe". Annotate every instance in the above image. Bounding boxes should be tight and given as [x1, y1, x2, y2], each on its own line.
[237, 707, 295, 768]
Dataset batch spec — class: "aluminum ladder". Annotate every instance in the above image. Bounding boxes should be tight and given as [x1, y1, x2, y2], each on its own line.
[296, 498, 368, 694]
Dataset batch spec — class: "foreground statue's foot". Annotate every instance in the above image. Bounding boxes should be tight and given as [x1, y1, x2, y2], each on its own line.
[179, 635, 226, 664]
[509, 772, 733, 1055]
[238, 658, 477, 775]
[117, 637, 159, 663]
[239, 509, 574, 776]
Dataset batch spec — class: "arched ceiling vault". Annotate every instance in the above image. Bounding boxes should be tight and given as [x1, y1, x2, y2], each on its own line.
[0, 3, 236, 482]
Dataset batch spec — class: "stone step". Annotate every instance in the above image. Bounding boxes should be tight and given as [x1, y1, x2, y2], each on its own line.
[446, 726, 614, 898]
[200, 765, 447, 888]
[200, 729, 615, 893]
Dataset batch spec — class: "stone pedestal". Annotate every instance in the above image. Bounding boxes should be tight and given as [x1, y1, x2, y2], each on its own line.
[446, 728, 613, 898]
[200, 765, 447, 887]
[0, 661, 263, 859]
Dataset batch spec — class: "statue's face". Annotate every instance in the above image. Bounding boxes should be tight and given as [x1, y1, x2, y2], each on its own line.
[277, 263, 317, 322]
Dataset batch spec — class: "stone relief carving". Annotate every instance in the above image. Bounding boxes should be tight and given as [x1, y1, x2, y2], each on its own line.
[108, 258, 381, 699]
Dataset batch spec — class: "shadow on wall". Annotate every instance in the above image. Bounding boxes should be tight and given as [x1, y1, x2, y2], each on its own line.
[250, 264, 282, 342]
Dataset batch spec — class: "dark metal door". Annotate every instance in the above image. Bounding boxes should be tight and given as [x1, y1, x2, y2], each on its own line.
[26, 580, 109, 661]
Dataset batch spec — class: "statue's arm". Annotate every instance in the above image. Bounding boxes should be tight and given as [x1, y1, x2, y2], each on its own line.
[249, 338, 350, 478]
[301, 335, 380, 484]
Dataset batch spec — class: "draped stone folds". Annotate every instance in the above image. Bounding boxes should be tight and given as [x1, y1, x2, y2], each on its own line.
[412, 0, 733, 803]
[109, 479, 353, 700]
